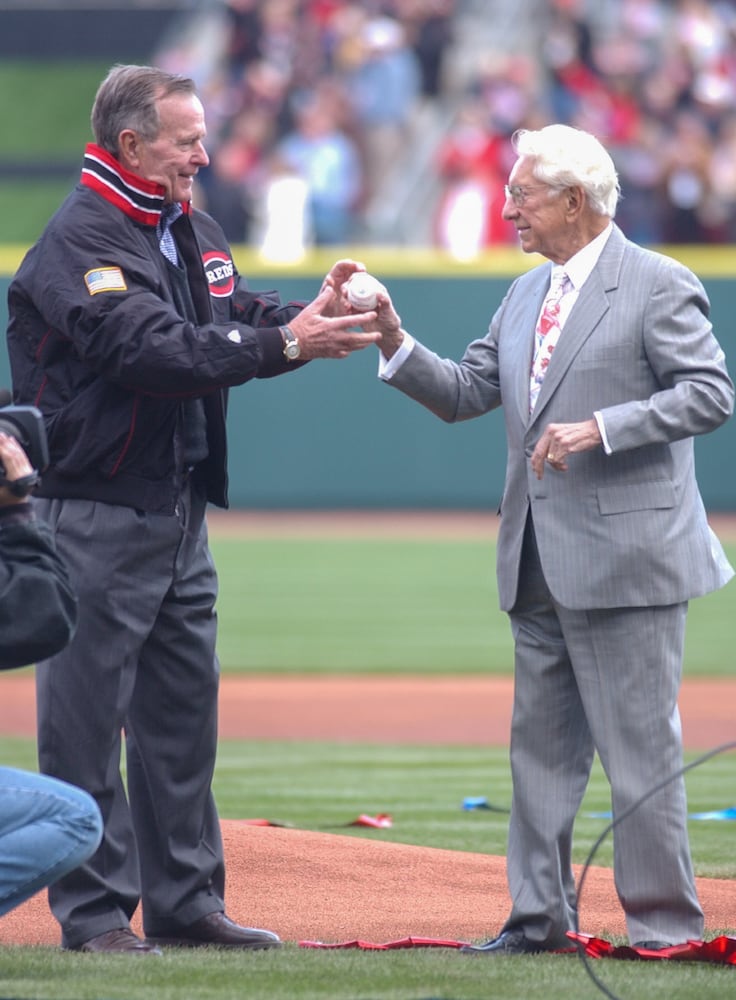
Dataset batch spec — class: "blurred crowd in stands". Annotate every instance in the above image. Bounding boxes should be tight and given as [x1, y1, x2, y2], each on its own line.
[164, 0, 736, 255]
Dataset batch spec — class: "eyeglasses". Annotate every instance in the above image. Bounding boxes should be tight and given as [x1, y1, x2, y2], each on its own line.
[504, 183, 552, 206]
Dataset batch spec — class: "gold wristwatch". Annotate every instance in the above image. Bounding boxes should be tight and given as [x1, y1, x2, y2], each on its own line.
[280, 324, 301, 361]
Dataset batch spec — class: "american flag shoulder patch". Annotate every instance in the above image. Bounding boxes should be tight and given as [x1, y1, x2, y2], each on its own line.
[84, 266, 127, 296]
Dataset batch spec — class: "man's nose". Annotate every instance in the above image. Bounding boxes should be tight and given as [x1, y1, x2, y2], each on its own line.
[501, 196, 518, 221]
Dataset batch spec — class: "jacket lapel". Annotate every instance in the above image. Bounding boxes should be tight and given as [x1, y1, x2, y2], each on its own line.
[508, 266, 553, 425]
[528, 225, 626, 426]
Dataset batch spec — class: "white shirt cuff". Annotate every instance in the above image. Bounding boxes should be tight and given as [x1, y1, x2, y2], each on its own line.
[594, 410, 612, 454]
[378, 333, 415, 380]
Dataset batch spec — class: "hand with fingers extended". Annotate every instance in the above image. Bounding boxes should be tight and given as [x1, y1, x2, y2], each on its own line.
[285, 282, 381, 360]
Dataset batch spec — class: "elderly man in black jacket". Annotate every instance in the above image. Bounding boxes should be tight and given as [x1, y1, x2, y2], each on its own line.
[6, 63, 378, 955]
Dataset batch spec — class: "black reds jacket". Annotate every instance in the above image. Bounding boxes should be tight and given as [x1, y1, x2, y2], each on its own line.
[7, 144, 304, 514]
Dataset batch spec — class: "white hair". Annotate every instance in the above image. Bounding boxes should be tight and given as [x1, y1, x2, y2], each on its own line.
[512, 124, 620, 218]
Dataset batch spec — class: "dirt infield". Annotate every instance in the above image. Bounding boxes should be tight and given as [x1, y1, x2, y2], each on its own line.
[206, 509, 736, 543]
[2, 820, 734, 948]
[0, 672, 734, 948]
[1, 674, 734, 747]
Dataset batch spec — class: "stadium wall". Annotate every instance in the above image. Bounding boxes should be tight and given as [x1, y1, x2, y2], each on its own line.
[1, 247, 734, 511]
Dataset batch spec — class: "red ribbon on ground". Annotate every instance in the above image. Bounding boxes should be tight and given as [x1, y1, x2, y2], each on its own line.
[300, 933, 736, 961]
[236, 818, 291, 827]
[236, 814, 393, 829]
[569, 932, 736, 964]
[300, 936, 468, 950]
[347, 813, 393, 828]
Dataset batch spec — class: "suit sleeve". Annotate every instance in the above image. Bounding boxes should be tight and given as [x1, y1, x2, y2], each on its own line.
[598, 257, 734, 451]
[387, 295, 508, 422]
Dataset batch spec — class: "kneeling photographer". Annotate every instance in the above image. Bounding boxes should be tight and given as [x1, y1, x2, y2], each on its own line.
[0, 409, 102, 920]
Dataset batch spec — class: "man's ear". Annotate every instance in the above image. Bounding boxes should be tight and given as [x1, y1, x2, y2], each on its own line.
[565, 185, 586, 217]
[117, 129, 139, 170]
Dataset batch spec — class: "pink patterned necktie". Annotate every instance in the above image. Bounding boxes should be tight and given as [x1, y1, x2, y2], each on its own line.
[529, 268, 570, 413]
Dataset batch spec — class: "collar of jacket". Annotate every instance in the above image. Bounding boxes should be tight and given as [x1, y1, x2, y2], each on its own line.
[79, 143, 191, 227]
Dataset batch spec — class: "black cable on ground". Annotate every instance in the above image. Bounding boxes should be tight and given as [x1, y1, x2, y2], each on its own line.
[573, 740, 736, 1000]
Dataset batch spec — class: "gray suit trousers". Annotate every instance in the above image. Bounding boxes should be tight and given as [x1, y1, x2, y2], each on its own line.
[502, 517, 703, 948]
[34, 483, 224, 948]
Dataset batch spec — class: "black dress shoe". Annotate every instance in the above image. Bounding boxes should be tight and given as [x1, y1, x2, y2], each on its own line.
[146, 911, 281, 950]
[460, 929, 548, 956]
[632, 940, 673, 951]
[76, 928, 162, 955]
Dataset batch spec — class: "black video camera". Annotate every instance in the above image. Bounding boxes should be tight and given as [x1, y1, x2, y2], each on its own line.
[0, 401, 49, 497]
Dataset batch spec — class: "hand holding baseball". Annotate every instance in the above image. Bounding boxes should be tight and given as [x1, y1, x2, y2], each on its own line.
[344, 272, 386, 312]
[287, 284, 380, 360]
[343, 275, 406, 359]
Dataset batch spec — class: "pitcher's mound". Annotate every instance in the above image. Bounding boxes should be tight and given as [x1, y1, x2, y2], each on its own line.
[1, 821, 733, 947]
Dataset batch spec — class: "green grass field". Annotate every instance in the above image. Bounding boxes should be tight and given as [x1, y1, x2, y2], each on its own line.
[210, 536, 736, 676]
[3, 939, 736, 1000]
[2, 937, 736, 1000]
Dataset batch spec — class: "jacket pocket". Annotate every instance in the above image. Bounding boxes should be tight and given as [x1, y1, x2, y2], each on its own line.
[46, 382, 175, 481]
[597, 480, 675, 514]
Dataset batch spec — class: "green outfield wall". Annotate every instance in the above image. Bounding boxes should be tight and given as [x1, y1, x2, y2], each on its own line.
[1, 246, 735, 511]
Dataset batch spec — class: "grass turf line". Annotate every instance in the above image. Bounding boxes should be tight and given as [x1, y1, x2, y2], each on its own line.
[211, 538, 736, 676]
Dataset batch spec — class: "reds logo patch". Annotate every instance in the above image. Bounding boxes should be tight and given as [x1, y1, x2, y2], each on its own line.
[203, 250, 235, 298]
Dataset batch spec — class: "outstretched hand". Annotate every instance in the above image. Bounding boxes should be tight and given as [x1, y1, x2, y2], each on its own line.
[288, 284, 381, 360]
[302, 259, 407, 360]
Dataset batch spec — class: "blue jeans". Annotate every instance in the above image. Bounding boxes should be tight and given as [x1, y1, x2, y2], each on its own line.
[0, 767, 102, 917]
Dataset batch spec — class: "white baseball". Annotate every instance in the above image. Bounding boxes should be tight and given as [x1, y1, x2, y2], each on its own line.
[346, 272, 383, 311]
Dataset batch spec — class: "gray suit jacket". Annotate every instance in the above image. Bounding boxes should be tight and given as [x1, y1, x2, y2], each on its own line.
[388, 225, 734, 611]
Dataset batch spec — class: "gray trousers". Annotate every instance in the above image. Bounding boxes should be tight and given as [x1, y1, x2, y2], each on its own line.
[502, 518, 703, 948]
[34, 484, 225, 948]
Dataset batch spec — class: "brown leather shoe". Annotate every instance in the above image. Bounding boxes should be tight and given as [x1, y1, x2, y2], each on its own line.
[77, 928, 162, 955]
[146, 911, 281, 950]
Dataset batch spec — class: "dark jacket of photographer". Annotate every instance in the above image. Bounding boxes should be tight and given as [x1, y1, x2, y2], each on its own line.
[0, 503, 77, 670]
[7, 144, 303, 516]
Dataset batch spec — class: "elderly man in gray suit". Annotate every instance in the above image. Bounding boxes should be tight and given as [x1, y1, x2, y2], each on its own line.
[366, 123, 734, 955]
